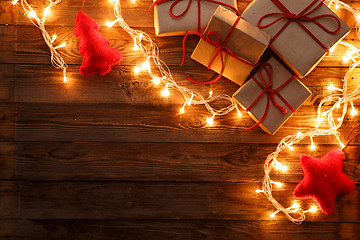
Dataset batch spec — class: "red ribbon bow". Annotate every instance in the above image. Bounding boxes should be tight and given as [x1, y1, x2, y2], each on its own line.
[149, 0, 239, 33]
[246, 63, 296, 131]
[257, 0, 341, 50]
[181, 17, 257, 85]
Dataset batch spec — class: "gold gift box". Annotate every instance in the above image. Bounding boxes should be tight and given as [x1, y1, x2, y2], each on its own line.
[233, 56, 312, 135]
[153, 0, 237, 36]
[241, 0, 351, 78]
[191, 6, 271, 86]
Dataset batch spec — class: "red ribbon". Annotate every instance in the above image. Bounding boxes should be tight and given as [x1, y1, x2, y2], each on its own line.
[181, 17, 257, 85]
[149, 0, 239, 33]
[257, 0, 341, 51]
[246, 63, 296, 131]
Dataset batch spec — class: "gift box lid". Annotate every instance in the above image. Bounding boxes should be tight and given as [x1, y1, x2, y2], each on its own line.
[199, 5, 271, 64]
[233, 56, 312, 134]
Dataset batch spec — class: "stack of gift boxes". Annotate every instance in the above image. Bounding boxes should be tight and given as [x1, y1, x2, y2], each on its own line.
[151, 0, 350, 134]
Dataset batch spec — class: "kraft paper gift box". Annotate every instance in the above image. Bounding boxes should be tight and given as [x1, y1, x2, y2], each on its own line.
[241, 0, 351, 78]
[190, 6, 271, 86]
[233, 56, 312, 135]
[151, 0, 238, 36]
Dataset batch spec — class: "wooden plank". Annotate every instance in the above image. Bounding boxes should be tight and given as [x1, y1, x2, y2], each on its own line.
[1, 142, 355, 183]
[11, 64, 357, 105]
[0, 181, 354, 222]
[0, 142, 15, 180]
[14, 103, 360, 143]
[0, 104, 15, 141]
[1, 24, 360, 66]
[0, 181, 18, 219]
[0, 64, 13, 103]
[0, 219, 359, 240]
[0, 25, 16, 64]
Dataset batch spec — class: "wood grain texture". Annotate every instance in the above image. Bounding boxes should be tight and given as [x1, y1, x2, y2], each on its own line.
[1, 0, 360, 238]
[0, 220, 359, 240]
[0, 142, 357, 183]
[0, 181, 355, 222]
[13, 103, 360, 143]
[8, 64, 358, 104]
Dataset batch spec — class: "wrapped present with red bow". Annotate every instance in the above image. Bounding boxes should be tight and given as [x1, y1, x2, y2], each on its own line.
[184, 6, 271, 85]
[149, 0, 238, 36]
[233, 56, 312, 135]
[241, 0, 350, 78]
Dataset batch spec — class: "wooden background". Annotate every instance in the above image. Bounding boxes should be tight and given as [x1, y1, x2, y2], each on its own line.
[1, 0, 360, 239]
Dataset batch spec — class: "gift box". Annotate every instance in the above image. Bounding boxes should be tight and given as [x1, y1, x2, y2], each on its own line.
[241, 0, 351, 78]
[151, 0, 238, 36]
[189, 6, 271, 86]
[233, 56, 312, 135]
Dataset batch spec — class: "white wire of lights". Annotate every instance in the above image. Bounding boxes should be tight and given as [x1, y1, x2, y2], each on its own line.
[14, 0, 68, 82]
[256, 0, 360, 224]
[106, 0, 238, 124]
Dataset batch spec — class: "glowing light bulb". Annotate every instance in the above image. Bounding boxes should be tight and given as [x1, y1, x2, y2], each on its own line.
[63, 69, 67, 83]
[291, 202, 300, 209]
[274, 162, 288, 172]
[335, 4, 339, 9]
[51, 34, 57, 43]
[297, 132, 302, 138]
[270, 210, 279, 218]
[209, 90, 213, 98]
[133, 66, 141, 73]
[307, 206, 318, 213]
[179, 106, 185, 114]
[207, 115, 215, 126]
[336, 101, 341, 109]
[287, 144, 295, 151]
[351, 108, 357, 116]
[237, 108, 242, 117]
[161, 86, 170, 97]
[310, 138, 316, 150]
[29, 10, 37, 19]
[328, 84, 336, 91]
[271, 180, 283, 188]
[152, 77, 161, 85]
[55, 43, 66, 49]
[133, 43, 139, 50]
[351, 103, 357, 116]
[255, 189, 264, 193]
[141, 61, 151, 70]
[106, 20, 118, 27]
[343, 55, 351, 63]
[329, 45, 336, 53]
[43, 7, 51, 17]
[12, 0, 18, 5]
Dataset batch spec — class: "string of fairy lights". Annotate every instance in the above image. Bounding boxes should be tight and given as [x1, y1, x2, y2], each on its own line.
[13, 0, 68, 82]
[12, 0, 360, 223]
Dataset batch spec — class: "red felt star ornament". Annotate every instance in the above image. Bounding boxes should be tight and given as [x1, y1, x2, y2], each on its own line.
[293, 149, 355, 215]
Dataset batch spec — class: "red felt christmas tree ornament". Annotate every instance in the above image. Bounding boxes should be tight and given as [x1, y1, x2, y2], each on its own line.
[293, 124, 359, 215]
[74, 0, 122, 77]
